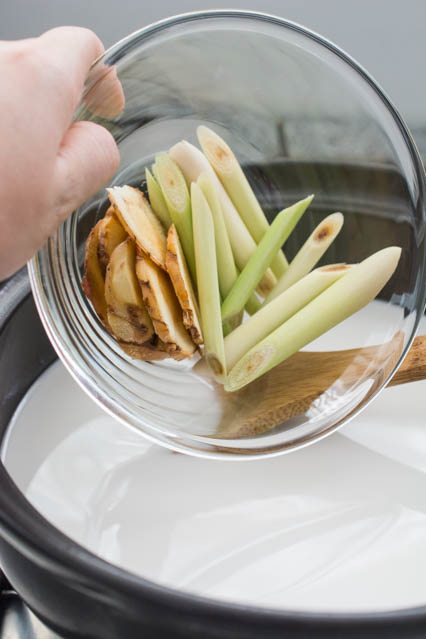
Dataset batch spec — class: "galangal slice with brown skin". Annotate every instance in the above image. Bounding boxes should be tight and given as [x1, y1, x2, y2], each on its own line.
[166, 224, 203, 346]
[105, 238, 154, 345]
[81, 219, 108, 325]
[97, 207, 128, 274]
[107, 185, 167, 269]
[136, 254, 196, 360]
[118, 335, 169, 361]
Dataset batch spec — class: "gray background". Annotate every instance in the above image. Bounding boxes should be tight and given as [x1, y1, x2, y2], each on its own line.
[1, 0, 425, 156]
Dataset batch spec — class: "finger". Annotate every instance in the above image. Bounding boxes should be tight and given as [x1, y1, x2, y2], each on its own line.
[84, 63, 125, 120]
[37, 27, 105, 119]
[53, 121, 119, 223]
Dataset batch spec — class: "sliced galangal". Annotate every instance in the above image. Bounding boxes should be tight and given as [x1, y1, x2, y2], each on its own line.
[136, 254, 196, 360]
[105, 238, 154, 345]
[107, 185, 167, 269]
[166, 224, 203, 345]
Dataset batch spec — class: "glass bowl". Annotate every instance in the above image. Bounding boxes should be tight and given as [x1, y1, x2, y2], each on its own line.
[29, 10, 426, 458]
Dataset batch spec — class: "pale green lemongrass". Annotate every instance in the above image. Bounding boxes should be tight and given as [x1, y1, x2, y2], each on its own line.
[265, 212, 344, 304]
[225, 246, 402, 392]
[191, 182, 226, 380]
[197, 125, 288, 278]
[245, 293, 262, 315]
[152, 162, 160, 183]
[145, 167, 172, 228]
[197, 171, 259, 321]
[225, 264, 352, 371]
[197, 171, 238, 297]
[155, 153, 196, 282]
[169, 140, 276, 296]
[221, 195, 314, 324]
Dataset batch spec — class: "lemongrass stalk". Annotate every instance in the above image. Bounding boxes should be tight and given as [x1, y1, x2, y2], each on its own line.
[191, 182, 226, 381]
[225, 264, 352, 371]
[155, 153, 196, 282]
[197, 171, 259, 323]
[265, 212, 344, 304]
[169, 140, 276, 296]
[225, 247, 401, 392]
[245, 293, 262, 315]
[197, 171, 238, 298]
[197, 125, 288, 278]
[152, 162, 160, 183]
[145, 167, 172, 228]
[221, 195, 314, 324]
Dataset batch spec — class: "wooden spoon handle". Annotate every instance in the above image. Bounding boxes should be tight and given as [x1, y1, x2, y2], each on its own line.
[389, 334, 426, 386]
[216, 333, 426, 440]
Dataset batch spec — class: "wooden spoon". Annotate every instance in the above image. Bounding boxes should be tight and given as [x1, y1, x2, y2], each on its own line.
[215, 334, 426, 439]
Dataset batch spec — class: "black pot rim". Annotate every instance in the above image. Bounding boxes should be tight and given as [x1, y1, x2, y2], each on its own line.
[1, 9, 426, 632]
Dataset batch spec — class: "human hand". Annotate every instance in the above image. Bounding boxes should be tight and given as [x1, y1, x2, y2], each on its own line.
[0, 27, 123, 280]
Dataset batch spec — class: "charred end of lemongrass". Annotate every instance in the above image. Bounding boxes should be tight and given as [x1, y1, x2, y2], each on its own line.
[265, 212, 344, 304]
[312, 213, 344, 244]
[155, 152, 196, 282]
[145, 167, 172, 228]
[191, 182, 226, 381]
[320, 263, 351, 272]
[197, 125, 235, 175]
[221, 195, 314, 324]
[225, 247, 401, 392]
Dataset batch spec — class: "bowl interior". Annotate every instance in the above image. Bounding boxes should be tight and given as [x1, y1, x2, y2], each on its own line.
[30, 12, 425, 457]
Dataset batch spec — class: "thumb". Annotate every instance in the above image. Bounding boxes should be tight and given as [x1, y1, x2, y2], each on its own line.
[53, 121, 119, 222]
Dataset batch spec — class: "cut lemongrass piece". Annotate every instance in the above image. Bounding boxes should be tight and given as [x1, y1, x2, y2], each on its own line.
[191, 182, 226, 381]
[225, 247, 402, 392]
[265, 212, 344, 304]
[155, 152, 196, 282]
[221, 195, 314, 324]
[197, 125, 288, 278]
[152, 162, 160, 183]
[224, 264, 352, 370]
[245, 293, 262, 315]
[169, 140, 276, 296]
[197, 171, 238, 298]
[195, 173, 262, 317]
[145, 167, 172, 228]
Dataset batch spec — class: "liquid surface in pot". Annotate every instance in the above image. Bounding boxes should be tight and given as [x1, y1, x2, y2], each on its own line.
[2, 309, 425, 613]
